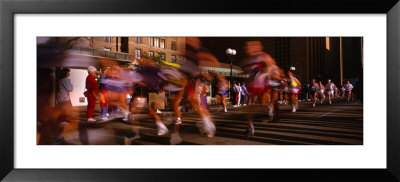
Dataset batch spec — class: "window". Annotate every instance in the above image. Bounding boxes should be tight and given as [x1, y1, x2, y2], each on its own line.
[154, 37, 160, 47]
[171, 55, 176, 62]
[135, 37, 142, 44]
[135, 49, 141, 58]
[160, 53, 165, 60]
[149, 51, 154, 58]
[161, 39, 165, 49]
[104, 48, 111, 51]
[171, 41, 177, 50]
[149, 37, 154, 46]
[104, 37, 111, 43]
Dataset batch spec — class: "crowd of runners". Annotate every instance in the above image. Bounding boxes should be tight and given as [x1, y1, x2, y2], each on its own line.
[38, 38, 362, 145]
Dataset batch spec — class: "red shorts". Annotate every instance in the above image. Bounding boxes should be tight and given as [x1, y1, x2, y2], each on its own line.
[185, 80, 196, 98]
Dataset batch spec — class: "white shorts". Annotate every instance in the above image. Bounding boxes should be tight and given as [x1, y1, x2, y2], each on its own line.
[327, 90, 334, 95]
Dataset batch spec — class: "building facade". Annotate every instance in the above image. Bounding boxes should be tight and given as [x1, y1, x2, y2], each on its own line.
[200, 37, 362, 85]
[264, 37, 359, 85]
[60, 37, 185, 63]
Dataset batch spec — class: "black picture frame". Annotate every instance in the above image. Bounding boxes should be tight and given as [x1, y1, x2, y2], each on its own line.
[1, 0, 399, 181]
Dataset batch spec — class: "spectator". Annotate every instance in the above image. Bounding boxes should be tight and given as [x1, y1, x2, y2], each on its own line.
[231, 80, 237, 106]
[233, 81, 241, 107]
[241, 82, 248, 106]
[84, 66, 98, 122]
[56, 68, 73, 124]
[237, 82, 242, 106]
[200, 81, 209, 110]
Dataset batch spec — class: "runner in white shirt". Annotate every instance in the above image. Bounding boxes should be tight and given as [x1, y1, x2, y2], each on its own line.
[325, 79, 336, 105]
[318, 81, 325, 104]
[340, 84, 346, 99]
[344, 80, 354, 102]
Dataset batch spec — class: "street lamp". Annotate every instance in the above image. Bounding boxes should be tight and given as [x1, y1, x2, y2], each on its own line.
[226, 48, 236, 99]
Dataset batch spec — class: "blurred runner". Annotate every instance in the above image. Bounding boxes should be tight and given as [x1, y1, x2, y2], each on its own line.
[325, 79, 336, 105]
[102, 65, 134, 122]
[318, 81, 325, 104]
[287, 68, 301, 112]
[310, 79, 318, 108]
[344, 80, 354, 102]
[157, 62, 187, 144]
[215, 75, 229, 112]
[99, 67, 110, 122]
[178, 37, 217, 138]
[340, 83, 346, 99]
[268, 64, 285, 122]
[240, 40, 280, 137]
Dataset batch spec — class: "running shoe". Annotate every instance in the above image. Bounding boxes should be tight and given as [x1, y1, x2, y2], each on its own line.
[175, 117, 182, 125]
[246, 124, 255, 138]
[124, 137, 133, 145]
[206, 121, 216, 138]
[87, 118, 96, 122]
[268, 106, 274, 118]
[224, 108, 227, 112]
[196, 120, 216, 137]
[59, 121, 69, 127]
[132, 133, 141, 140]
[156, 122, 169, 136]
[170, 133, 183, 145]
[196, 121, 206, 135]
[122, 114, 129, 122]
[97, 117, 109, 123]
[132, 129, 141, 139]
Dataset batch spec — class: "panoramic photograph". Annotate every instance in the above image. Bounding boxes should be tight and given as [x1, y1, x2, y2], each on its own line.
[37, 37, 363, 145]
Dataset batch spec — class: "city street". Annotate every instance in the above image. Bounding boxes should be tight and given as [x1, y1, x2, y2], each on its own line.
[65, 100, 363, 145]
[37, 37, 364, 146]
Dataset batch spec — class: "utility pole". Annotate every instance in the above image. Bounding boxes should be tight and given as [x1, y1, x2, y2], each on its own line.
[361, 37, 363, 69]
[340, 37, 343, 84]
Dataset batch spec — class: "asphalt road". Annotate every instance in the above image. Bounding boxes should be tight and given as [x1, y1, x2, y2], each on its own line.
[62, 99, 363, 145]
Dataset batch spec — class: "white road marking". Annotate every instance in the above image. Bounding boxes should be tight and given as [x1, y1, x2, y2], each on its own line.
[319, 109, 341, 118]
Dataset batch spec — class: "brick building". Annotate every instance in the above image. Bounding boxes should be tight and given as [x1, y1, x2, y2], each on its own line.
[60, 37, 185, 63]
